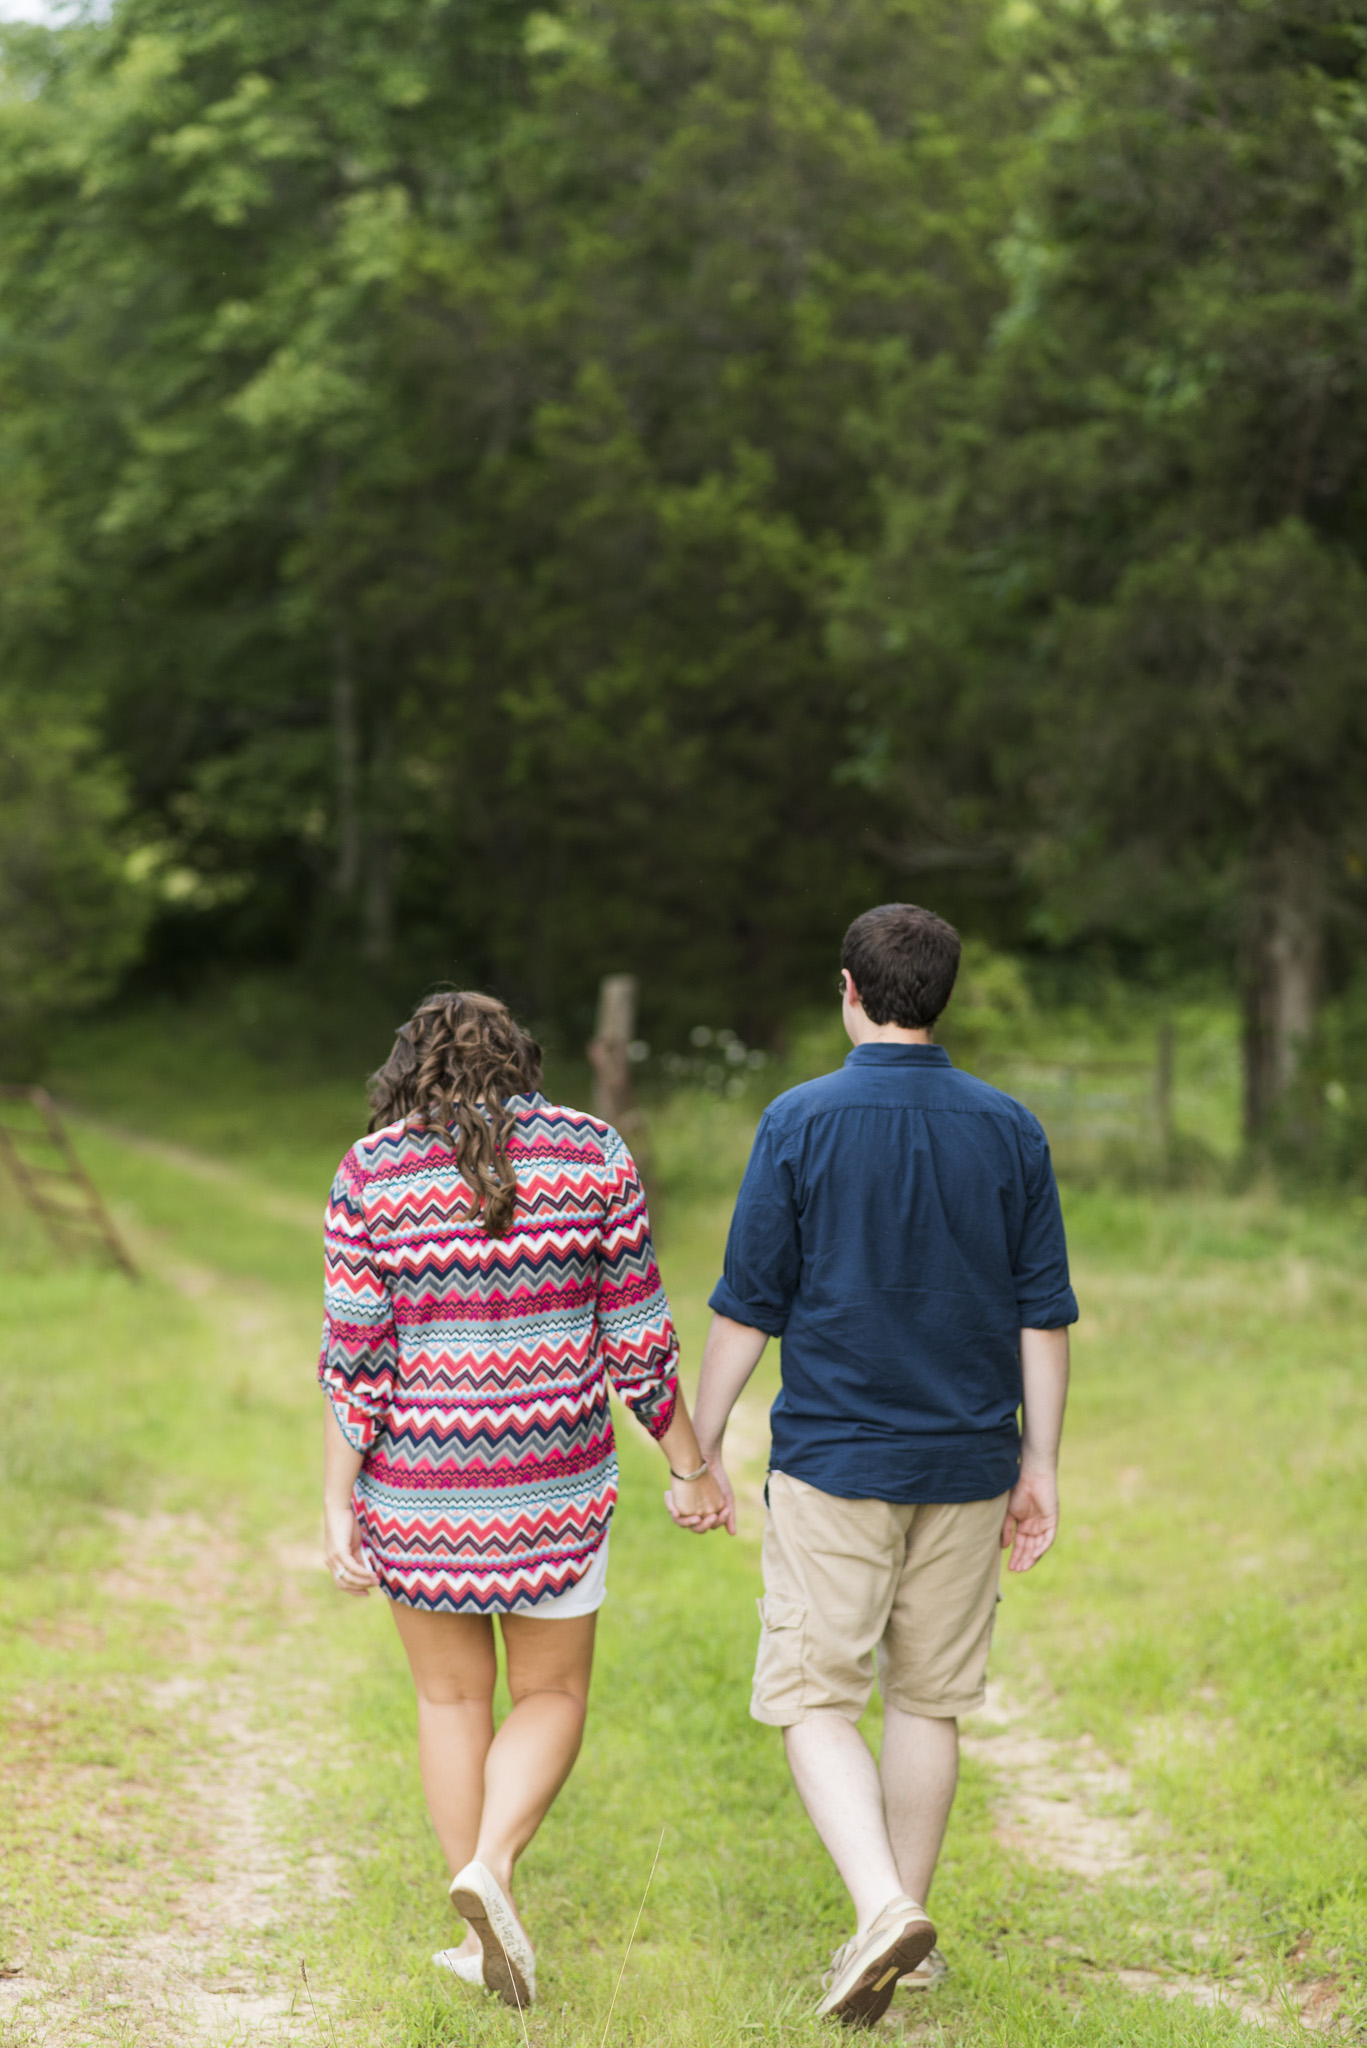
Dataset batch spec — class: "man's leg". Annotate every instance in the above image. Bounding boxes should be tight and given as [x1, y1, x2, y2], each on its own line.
[784, 1713, 909, 1934]
[753, 1476, 920, 1930]
[877, 1493, 1010, 1914]
[754, 1476, 940, 2025]
[879, 1705, 959, 1906]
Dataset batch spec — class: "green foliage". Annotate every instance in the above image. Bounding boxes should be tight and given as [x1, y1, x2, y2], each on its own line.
[0, 0, 1021, 1041]
[1030, 526, 1367, 944]
[0, 706, 150, 1071]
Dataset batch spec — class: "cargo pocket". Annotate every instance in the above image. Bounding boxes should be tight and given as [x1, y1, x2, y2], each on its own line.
[751, 1594, 807, 1723]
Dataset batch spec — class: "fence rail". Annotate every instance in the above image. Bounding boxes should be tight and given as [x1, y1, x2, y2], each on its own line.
[973, 1023, 1177, 1160]
[0, 1085, 138, 1276]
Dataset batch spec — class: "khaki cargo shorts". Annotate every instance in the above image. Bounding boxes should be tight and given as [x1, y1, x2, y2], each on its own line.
[751, 1469, 1010, 1725]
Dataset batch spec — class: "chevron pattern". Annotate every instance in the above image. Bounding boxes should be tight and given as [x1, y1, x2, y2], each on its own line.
[319, 1094, 679, 1612]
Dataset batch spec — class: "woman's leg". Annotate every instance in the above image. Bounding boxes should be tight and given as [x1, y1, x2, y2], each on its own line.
[472, 1612, 596, 1904]
[389, 1603, 498, 1888]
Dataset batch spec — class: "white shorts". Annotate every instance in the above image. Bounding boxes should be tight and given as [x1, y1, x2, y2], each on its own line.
[510, 1533, 609, 1618]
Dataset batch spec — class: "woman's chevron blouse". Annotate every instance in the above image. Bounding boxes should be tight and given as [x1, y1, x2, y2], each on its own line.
[319, 1094, 680, 1613]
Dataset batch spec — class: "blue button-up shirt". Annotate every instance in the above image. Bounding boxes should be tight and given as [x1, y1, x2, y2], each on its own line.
[709, 1042, 1078, 1503]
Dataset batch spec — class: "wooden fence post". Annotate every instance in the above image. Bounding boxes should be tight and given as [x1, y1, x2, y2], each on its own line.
[587, 975, 637, 1126]
[586, 975, 655, 1185]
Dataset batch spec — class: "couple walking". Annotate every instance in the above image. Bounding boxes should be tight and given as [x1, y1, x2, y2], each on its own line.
[319, 903, 1077, 2027]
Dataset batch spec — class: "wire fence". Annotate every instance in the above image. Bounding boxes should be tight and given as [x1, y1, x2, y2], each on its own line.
[972, 1024, 1176, 1167]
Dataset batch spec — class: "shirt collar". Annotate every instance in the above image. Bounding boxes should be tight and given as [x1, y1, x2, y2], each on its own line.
[844, 1042, 953, 1068]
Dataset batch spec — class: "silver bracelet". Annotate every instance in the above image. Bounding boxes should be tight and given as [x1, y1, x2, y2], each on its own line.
[669, 1459, 710, 1483]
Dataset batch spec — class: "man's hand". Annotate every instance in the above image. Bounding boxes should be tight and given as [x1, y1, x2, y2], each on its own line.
[666, 1456, 736, 1536]
[1006, 1325, 1070, 1572]
[1001, 1466, 1058, 1573]
[684, 1312, 769, 1538]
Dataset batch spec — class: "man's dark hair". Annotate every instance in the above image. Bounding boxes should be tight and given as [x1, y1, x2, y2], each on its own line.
[840, 904, 962, 1029]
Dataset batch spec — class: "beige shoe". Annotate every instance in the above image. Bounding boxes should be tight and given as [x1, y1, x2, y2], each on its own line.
[448, 1860, 536, 2010]
[898, 1944, 949, 1992]
[432, 1947, 483, 1986]
[817, 1895, 936, 2027]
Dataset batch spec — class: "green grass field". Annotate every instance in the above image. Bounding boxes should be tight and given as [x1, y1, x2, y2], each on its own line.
[0, 1004, 1363, 2045]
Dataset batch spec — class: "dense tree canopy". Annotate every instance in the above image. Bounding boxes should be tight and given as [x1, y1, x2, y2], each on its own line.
[0, 0, 1019, 1043]
[2, 0, 1366, 1126]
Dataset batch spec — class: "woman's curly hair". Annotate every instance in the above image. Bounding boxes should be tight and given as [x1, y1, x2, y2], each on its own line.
[367, 991, 543, 1237]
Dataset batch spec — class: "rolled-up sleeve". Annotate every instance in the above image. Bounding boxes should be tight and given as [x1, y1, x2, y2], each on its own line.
[1013, 1127, 1079, 1329]
[595, 1130, 679, 1439]
[708, 1111, 800, 1334]
[318, 1146, 399, 1453]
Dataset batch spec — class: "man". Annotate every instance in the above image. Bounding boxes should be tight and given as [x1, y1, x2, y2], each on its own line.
[688, 904, 1076, 2028]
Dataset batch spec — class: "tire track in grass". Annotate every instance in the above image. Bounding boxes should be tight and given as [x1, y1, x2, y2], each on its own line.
[0, 1234, 349, 2045]
[2, 1517, 341, 2044]
[961, 1686, 1349, 2035]
[56, 1110, 324, 1235]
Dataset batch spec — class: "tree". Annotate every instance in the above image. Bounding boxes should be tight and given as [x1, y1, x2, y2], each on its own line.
[0, 0, 536, 973]
[844, 0, 1367, 1132]
[1038, 527, 1367, 1134]
[353, 0, 1024, 1031]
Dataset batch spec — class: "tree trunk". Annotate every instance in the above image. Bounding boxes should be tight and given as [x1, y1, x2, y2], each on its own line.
[331, 628, 361, 901]
[361, 701, 396, 966]
[1240, 836, 1325, 1140]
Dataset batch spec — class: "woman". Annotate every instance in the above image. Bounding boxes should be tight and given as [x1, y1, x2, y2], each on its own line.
[319, 990, 724, 2009]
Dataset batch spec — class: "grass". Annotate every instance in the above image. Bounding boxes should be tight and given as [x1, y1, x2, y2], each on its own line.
[0, 999, 1364, 2044]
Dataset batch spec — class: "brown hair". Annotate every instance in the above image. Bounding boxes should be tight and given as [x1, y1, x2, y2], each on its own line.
[367, 991, 543, 1237]
[841, 904, 961, 1029]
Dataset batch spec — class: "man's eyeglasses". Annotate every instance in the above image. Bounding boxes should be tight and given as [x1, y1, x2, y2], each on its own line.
[836, 975, 848, 999]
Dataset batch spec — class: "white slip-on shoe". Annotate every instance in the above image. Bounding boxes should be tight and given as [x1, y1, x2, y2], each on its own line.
[448, 1860, 536, 2011]
[816, 1895, 936, 2027]
[432, 1948, 484, 1986]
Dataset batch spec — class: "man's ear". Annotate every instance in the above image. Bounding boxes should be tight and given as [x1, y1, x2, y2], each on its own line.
[843, 974, 863, 1010]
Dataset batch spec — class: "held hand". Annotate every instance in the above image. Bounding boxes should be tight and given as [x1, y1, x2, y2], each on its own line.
[323, 1499, 380, 1596]
[664, 1458, 735, 1536]
[1001, 1466, 1059, 1574]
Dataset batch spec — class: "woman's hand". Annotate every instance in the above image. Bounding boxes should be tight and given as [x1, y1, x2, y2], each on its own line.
[664, 1459, 733, 1535]
[323, 1497, 380, 1596]
[656, 1394, 734, 1534]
